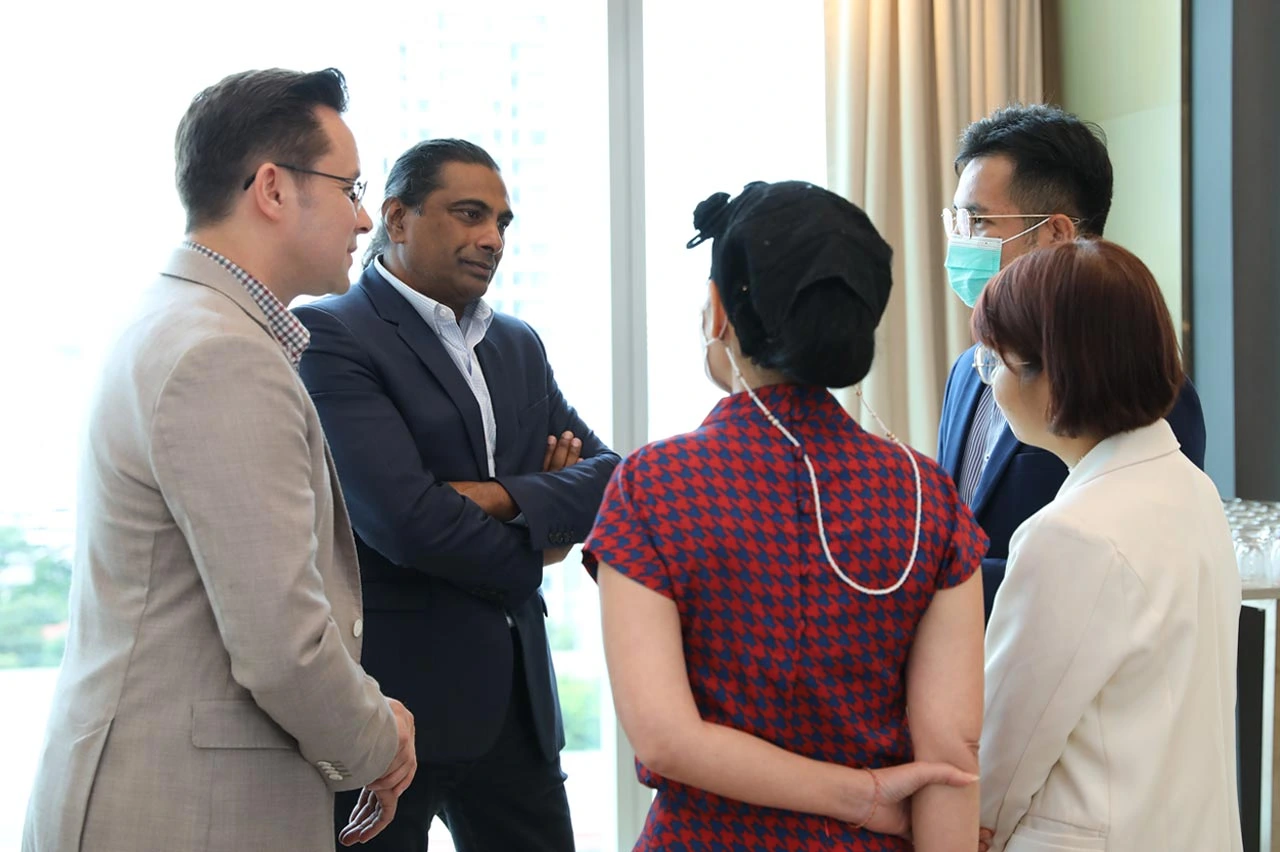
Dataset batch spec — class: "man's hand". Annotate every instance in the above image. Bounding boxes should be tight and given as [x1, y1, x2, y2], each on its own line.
[448, 481, 518, 522]
[542, 431, 582, 472]
[367, 698, 416, 797]
[339, 787, 399, 846]
[978, 826, 994, 852]
[449, 430, 582, 521]
[538, 431, 584, 564]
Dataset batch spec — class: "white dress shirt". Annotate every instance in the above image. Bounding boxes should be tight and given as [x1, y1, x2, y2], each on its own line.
[981, 420, 1242, 852]
[375, 257, 497, 477]
[958, 385, 1008, 506]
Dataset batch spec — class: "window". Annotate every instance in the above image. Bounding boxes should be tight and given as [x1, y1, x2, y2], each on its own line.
[0, 2, 825, 850]
[642, 0, 828, 442]
[0, 3, 611, 852]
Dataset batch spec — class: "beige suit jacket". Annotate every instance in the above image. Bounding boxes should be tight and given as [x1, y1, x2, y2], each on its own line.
[981, 420, 1242, 852]
[21, 248, 399, 851]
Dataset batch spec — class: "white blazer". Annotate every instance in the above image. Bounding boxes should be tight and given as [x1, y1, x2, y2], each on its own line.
[981, 420, 1242, 852]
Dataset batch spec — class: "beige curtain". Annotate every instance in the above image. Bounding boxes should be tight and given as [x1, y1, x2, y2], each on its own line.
[825, 0, 1043, 453]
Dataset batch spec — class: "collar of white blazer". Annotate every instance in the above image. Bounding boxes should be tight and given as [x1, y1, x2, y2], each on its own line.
[1058, 420, 1181, 499]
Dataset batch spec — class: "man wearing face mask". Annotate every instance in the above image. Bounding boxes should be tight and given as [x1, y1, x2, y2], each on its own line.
[937, 104, 1206, 620]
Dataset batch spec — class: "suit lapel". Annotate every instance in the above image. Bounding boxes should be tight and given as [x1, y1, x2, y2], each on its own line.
[940, 346, 986, 476]
[476, 333, 518, 473]
[359, 268, 489, 475]
[970, 424, 1020, 519]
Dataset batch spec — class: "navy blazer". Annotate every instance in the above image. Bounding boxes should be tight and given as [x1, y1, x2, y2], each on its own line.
[937, 343, 1207, 620]
[294, 267, 620, 764]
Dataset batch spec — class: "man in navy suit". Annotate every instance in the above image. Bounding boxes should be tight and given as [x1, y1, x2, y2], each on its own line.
[295, 139, 619, 851]
[938, 104, 1206, 620]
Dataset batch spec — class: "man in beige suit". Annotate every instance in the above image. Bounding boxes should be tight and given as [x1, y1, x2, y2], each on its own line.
[21, 67, 415, 851]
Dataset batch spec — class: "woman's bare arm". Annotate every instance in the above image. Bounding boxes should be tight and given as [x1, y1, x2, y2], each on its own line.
[905, 571, 985, 851]
[599, 561, 976, 835]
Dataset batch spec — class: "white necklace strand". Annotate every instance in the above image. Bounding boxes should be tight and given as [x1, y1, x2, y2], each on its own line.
[725, 349, 923, 596]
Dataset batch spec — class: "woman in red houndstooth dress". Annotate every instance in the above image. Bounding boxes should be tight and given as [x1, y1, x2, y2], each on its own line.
[585, 182, 988, 851]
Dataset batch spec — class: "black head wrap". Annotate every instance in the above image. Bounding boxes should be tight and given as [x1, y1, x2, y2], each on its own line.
[687, 182, 893, 359]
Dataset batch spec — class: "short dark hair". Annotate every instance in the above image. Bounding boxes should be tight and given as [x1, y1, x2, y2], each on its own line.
[971, 239, 1183, 439]
[955, 104, 1113, 237]
[175, 68, 349, 232]
[745, 278, 880, 388]
[364, 139, 500, 267]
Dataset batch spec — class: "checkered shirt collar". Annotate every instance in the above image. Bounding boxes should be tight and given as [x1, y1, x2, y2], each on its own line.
[182, 241, 310, 368]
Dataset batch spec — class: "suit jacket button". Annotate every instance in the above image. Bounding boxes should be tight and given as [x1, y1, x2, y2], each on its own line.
[327, 772, 343, 781]
[353, 618, 364, 638]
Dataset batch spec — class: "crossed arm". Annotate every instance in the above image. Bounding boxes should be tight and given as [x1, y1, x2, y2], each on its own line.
[450, 430, 587, 564]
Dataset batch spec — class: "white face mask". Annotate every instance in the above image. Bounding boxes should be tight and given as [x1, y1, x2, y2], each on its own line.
[703, 324, 923, 596]
[700, 310, 731, 392]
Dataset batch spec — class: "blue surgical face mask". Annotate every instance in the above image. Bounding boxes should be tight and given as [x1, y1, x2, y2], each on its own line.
[944, 235, 1002, 307]
[944, 217, 1051, 307]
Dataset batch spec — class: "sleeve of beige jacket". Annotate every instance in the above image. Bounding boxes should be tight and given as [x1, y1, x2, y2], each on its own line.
[148, 333, 399, 790]
[979, 517, 1140, 850]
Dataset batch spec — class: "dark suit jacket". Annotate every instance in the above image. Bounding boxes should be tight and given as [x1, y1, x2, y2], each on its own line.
[937, 343, 1207, 619]
[294, 266, 619, 764]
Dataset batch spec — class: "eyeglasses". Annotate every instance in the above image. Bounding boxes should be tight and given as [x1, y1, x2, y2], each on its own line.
[973, 345, 1031, 385]
[243, 163, 367, 208]
[941, 208, 1074, 240]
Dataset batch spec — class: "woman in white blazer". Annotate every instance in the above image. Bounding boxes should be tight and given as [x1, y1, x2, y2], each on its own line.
[970, 239, 1242, 852]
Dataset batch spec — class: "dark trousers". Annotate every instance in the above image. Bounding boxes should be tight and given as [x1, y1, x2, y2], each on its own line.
[334, 633, 575, 852]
